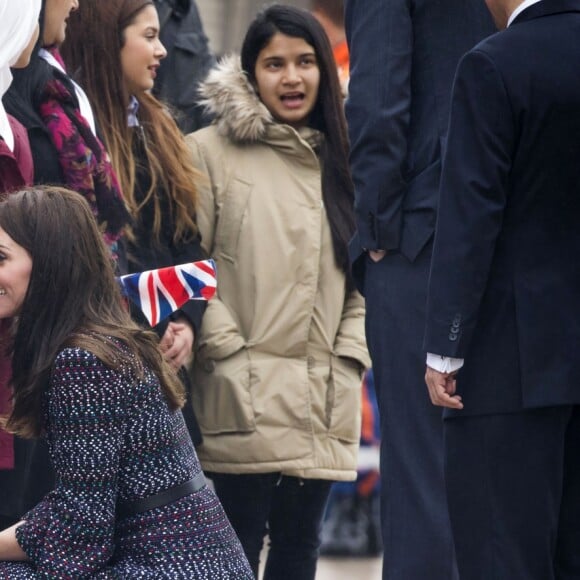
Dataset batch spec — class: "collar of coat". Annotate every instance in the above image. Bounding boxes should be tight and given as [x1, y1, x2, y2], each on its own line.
[199, 54, 322, 151]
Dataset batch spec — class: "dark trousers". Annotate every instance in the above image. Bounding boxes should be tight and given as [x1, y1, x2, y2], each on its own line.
[445, 406, 580, 580]
[364, 245, 458, 580]
[211, 473, 332, 580]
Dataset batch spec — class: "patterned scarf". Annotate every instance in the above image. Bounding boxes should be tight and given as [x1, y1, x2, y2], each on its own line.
[38, 71, 130, 253]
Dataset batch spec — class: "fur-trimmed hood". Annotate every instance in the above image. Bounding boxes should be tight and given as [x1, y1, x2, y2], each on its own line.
[198, 54, 274, 143]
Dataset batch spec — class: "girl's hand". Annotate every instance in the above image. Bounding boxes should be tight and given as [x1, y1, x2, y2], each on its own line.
[161, 318, 194, 370]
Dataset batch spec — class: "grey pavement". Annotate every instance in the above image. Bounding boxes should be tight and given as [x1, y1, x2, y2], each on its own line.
[316, 556, 382, 579]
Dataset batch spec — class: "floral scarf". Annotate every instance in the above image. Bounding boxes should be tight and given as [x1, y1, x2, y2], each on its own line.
[38, 71, 130, 254]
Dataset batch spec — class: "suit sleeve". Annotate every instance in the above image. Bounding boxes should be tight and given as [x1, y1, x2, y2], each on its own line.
[345, 0, 412, 251]
[424, 49, 515, 358]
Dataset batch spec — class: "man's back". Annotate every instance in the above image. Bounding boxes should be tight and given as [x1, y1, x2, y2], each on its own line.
[425, 1, 580, 415]
[423, 4, 580, 577]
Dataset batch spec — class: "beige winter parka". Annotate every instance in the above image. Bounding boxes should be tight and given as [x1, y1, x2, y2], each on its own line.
[186, 56, 370, 481]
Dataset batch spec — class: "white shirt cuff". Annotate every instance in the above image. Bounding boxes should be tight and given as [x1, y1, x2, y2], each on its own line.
[426, 353, 464, 373]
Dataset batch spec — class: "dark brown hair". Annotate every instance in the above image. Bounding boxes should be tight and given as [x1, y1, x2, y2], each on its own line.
[2, 187, 184, 438]
[241, 5, 355, 284]
[60, 0, 200, 243]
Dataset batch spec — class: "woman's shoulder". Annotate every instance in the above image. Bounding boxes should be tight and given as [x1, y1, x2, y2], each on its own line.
[52, 344, 121, 382]
[52, 337, 140, 383]
[45, 345, 146, 430]
[49, 339, 154, 410]
[53, 345, 107, 368]
[186, 124, 241, 176]
[186, 124, 227, 150]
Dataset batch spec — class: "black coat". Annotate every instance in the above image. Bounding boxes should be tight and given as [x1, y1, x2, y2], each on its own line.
[153, 0, 215, 134]
[424, 0, 580, 417]
[123, 132, 206, 443]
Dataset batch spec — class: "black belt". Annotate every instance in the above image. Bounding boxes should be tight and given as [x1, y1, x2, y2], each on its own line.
[117, 472, 206, 518]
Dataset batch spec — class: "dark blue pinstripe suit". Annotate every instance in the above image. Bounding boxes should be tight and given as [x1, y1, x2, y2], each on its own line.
[345, 1, 495, 578]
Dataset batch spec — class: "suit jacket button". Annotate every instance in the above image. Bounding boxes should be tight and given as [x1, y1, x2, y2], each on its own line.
[204, 360, 216, 373]
[307, 356, 315, 369]
[448, 333, 458, 341]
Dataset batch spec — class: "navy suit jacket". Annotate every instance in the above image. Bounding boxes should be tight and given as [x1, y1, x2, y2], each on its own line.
[345, 0, 495, 285]
[424, 0, 580, 416]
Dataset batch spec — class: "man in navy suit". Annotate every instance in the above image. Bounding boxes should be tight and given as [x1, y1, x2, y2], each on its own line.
[345, 1, 494, 578]
[425, 0, 580, 577]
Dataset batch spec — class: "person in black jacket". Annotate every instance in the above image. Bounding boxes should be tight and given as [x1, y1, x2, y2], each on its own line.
[61, 0, 207, 444]
[153, 0, 215, 133]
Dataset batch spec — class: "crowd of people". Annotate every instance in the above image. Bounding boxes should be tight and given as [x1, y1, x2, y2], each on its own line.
[0, 0, 367, 578]
[1, 0, 579, 579]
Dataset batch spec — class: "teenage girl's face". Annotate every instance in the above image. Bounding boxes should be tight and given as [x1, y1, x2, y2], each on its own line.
[0, 227, 32, 320]
[43, 0, 79, 46]
[120, 5, 167, 96]
[12, 23, 40, 69]
[254, 32, 320, 130]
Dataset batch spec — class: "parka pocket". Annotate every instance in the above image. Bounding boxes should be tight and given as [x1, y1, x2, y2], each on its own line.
[327, 356, 363, 443]
[215, 178, 251, 263]
[191, 347, 255, 434]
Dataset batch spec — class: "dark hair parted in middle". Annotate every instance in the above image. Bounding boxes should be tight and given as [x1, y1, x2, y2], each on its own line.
[60, 0, 200, 243]
[3, 187, 184, 438]
[241, 4, 355, 284]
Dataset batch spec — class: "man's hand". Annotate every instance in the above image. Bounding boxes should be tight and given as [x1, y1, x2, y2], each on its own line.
[425, 366, 464, 409]
[369, 249, 387, 262]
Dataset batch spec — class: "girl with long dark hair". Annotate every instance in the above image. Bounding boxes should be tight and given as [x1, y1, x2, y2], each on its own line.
[186, 5, 369, 578]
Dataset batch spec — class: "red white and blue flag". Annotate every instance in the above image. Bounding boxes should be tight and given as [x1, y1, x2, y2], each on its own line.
[117, 259, 217, 327]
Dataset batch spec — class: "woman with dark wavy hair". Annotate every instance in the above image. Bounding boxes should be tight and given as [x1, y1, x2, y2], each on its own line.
[0, 187, 252, 578]
[2, 0, 131, 534]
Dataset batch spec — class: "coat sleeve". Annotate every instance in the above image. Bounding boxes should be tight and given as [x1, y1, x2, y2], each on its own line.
[345, 0, 413, 252]
[185, 132, 246, 362]
[334, 290, 371, 369]
[15, 348, 128, 577]
[424, 49, 515, 358]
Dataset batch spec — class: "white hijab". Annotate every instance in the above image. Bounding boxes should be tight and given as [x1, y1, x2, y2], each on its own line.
[0, 0, 42, 151]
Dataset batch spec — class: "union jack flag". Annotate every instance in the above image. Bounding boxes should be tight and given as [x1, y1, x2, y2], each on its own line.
[117, 260, 217, 327]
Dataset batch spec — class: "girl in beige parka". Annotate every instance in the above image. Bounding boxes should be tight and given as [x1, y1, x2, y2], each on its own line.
[186, 6, 369, 578]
